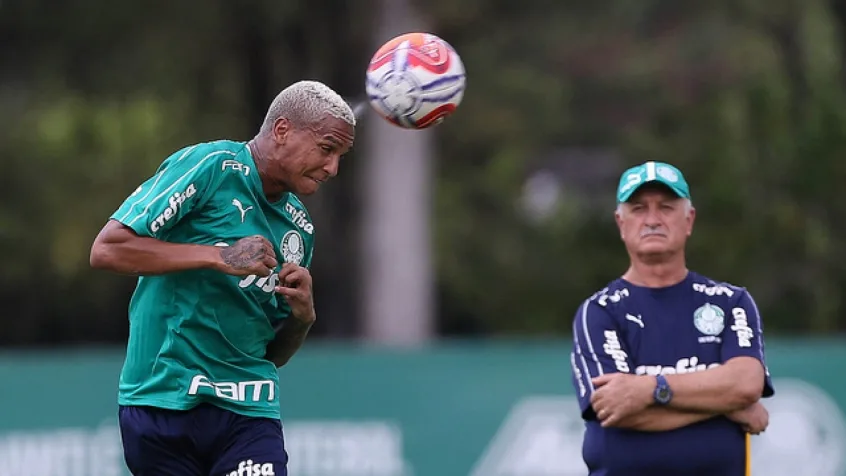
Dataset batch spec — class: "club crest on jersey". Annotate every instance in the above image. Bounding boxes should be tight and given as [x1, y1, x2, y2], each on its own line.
[281, 230, 305, 265]
[694, 303, 725, 343]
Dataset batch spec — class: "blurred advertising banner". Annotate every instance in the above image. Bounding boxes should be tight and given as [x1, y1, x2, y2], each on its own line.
[0, 341, 843, 476]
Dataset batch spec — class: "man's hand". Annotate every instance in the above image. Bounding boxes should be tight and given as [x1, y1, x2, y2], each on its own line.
[217, 235, 278, 277]
[274, 263, 316, 324]
[591, 373, 655, 427]
[265, 263, 316, 367]
[727, 401, 769, 435]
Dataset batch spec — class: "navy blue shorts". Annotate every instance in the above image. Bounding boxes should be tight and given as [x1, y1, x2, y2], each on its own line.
[119, 404, 288, 476]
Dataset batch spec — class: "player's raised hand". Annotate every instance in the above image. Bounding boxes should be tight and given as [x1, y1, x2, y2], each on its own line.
[727, 401, 769, 435]
[217, 235, 278, 277]
[275, 263, 316, 324]
[591, 373, 654, 427]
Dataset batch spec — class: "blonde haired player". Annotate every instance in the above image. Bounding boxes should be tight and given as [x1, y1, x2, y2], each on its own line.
[91, 81, 355, 476]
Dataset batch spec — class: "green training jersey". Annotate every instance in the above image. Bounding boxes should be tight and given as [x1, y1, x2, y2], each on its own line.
[110, 140, 315, 419]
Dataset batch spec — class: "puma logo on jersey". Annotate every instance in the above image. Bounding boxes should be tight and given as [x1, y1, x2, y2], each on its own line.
[232, 198, 254, 223]
[227, 460, 275, 476]
[625, 313, 645, 328]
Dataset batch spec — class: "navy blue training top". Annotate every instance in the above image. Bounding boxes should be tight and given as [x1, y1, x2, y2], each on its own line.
[570, 271, 775, 476]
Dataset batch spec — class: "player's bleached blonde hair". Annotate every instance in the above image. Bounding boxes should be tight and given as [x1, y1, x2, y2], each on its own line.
[260, 80, 356, 134]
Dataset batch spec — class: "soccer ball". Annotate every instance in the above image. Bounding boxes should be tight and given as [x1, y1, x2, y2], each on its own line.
[366, 32, 466, 129]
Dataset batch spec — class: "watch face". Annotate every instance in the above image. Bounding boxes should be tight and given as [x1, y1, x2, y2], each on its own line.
[656, 386, 672, 403]
[654, 376, 673, 404]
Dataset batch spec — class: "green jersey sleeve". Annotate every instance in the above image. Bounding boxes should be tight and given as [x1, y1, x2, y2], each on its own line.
[302, 238, 314, 269]
[110, 144, 224, 238]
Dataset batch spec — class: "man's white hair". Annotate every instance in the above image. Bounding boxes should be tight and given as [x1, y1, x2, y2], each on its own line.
[260, 80, 356, 134]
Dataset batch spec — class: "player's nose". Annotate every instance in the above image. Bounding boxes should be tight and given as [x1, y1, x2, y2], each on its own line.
[323, 155, 340, 177]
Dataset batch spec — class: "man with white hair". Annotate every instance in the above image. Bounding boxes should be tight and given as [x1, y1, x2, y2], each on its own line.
[90, 80, 356, 476]
[569, 161, 775, 475]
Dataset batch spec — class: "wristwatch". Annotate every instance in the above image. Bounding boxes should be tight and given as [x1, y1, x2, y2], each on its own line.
[653, 374, 673, 405]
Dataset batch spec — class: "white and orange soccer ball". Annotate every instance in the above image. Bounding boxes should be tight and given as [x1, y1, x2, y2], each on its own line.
[366, 32, 466, 129]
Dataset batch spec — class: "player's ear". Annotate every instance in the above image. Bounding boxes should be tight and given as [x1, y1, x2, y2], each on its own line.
[273, 118, 292, 145]
[614, 207, 625, 240]
[686, 205, 696, 236]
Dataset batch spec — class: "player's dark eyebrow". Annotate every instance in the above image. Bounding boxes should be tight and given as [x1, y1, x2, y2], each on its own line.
[321, 135, 354, 153]
[320, 135, 344, 147]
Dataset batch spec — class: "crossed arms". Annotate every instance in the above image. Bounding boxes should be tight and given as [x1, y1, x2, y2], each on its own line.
[570, 297, 773, 433]
[587, 357, 768, 432]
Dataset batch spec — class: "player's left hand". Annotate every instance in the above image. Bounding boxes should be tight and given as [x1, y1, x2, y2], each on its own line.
[274, 263, 316, 324]
[591, 373, 655, 427]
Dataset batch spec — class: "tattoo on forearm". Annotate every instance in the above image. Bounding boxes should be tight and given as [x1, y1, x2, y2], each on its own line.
[220, 238, 266, 270]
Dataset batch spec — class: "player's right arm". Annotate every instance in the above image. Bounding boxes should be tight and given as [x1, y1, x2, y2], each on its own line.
[90, 146, 276, 277]
[91, 223, 276, 276]
[571, 298, 716, 432]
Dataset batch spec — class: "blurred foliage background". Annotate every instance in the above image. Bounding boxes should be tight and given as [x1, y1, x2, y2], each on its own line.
[1, 0, 845, 346]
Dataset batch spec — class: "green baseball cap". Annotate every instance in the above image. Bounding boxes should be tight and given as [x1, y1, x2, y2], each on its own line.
[616, 161, 691, 204]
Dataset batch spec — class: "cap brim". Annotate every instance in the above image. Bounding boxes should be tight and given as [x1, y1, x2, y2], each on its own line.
[618, 180, 687, 203]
